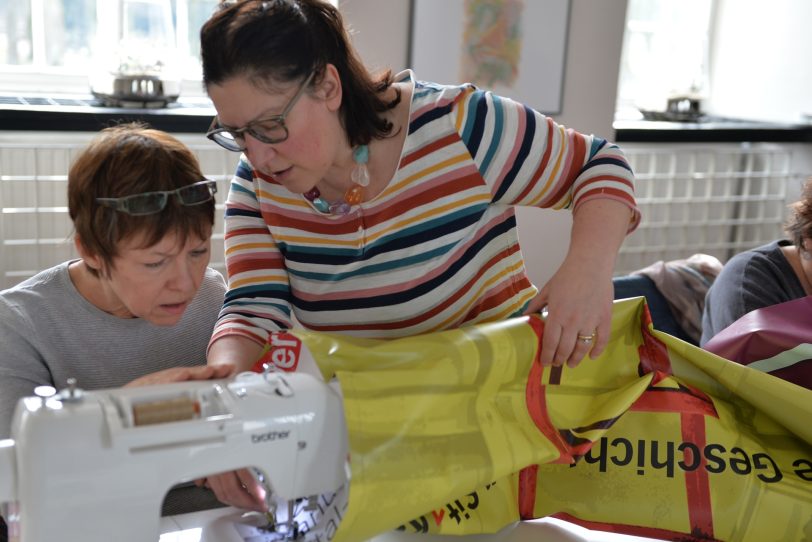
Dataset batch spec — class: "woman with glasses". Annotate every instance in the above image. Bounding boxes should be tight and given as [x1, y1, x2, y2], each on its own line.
[198, 0, 639, 512]
[0, 124, 231, 518]
[201, 0, 640, 368]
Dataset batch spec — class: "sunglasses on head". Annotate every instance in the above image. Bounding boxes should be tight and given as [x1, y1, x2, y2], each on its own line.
[96, 180, 218, 216]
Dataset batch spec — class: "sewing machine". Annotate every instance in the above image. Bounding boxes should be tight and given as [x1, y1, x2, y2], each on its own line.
[0, 370, 349, 542]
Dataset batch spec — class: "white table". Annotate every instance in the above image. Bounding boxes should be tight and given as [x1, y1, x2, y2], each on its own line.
[159, 507, 664, 542]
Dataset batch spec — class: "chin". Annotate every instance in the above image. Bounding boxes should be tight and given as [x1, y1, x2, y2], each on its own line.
[146, 313, 185, 327]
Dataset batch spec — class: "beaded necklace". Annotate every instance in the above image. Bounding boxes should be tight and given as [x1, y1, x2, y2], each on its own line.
[303, 145, 370, 215]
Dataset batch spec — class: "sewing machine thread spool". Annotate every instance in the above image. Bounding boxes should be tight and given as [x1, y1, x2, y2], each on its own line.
[132, 396, 200, 426]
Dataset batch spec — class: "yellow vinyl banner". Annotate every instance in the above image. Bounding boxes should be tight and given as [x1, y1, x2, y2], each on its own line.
[277, 297, 812, 542]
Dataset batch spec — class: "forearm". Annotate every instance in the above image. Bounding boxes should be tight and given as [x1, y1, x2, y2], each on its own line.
[566, 198, 632, 274]
[207, 334, 266, 373]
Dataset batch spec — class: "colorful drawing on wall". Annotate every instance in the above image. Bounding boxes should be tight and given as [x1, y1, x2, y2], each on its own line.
[460, 0, 524, 89]
[410, 0, 569, 115]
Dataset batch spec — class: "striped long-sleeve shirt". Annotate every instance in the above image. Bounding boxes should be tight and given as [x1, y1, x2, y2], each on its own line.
[211, 71, 640, 347]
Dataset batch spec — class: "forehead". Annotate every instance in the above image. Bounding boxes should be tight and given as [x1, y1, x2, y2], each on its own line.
[208, 75, 300, 127]
[117, 226, 211, 256]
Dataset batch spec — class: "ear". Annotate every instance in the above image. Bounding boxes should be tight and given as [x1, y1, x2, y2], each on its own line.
[320, 63, 343, 112]
[74, 235, 104, 274]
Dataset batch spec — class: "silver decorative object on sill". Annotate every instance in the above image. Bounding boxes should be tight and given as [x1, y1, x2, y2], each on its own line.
[91, 73, 181, 109]
[90, 0, 181, 109]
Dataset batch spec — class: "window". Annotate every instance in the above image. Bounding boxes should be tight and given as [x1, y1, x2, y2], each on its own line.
[616, 0, 714, 119]
[0, 0, 219, 95]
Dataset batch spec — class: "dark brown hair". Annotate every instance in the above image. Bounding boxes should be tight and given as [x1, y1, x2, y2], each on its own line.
[68, 123, 214, 276]
[785, 176, 812, 253]
[200, 0, 400, 147]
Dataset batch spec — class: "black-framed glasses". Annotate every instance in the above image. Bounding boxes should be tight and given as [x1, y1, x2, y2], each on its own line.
[96, 180, 218, 216]
[206, 71, 315, 152]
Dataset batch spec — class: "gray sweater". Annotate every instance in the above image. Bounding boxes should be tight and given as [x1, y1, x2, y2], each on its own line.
[701, 240, 806, 346]
[0, 261, 226, 439]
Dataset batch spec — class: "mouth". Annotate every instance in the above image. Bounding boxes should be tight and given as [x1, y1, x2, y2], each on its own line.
[160, 301, 189, 315]
[269, 165, 293, 183]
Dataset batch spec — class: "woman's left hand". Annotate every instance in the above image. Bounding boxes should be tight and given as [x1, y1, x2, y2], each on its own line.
[522, 199, 632, 368]
[524, 259, 613, 368]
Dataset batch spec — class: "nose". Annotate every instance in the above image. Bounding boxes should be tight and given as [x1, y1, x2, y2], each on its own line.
[167, 257, 199, 294]
[243, 133, 278, 169]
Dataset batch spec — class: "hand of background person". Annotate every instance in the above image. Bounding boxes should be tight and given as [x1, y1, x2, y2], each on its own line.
[524, 259, 613, 368]
[196, 468, 267, 512]
[124, 364, 236, 387]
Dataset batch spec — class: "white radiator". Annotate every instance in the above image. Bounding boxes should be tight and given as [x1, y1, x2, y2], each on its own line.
[0, 134, 807, 289]
[0, 132, 237, 290]
[615, 142, 805, 274]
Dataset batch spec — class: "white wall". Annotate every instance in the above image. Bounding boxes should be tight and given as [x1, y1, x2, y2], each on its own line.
[707, 0, 812, 124]
[339, 0, 412, 73]
[343, 0, 629, 286]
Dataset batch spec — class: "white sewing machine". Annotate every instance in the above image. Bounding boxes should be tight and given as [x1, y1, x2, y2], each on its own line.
[0, 370, 349, 542]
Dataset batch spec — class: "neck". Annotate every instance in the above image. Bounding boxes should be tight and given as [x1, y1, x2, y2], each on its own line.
[69, 260, 133, 318]
[305, 144, 370, 215]
[320, 144, 354, 187]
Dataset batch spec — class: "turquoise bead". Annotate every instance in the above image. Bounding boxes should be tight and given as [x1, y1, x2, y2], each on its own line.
[312, 197, 331, 213]
[353, 145, 369, 164]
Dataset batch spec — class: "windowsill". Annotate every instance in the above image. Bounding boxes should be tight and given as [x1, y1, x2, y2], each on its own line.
[0, 94, 216, 134]
[613, 116, 812, 143]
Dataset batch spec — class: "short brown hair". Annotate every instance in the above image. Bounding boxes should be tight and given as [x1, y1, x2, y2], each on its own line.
[200, 0, 400, 147]
[785, 176, 812, 253]
[68, 123, 215, 276]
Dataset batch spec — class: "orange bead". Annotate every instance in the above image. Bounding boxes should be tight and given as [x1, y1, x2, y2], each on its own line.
[345, 185, 364, 205]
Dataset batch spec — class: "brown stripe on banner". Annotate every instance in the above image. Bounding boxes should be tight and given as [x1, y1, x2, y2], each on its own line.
[548, 365, 563, 385]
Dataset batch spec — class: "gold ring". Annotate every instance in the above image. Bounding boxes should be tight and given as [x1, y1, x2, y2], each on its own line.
[577, 333, 596, 343]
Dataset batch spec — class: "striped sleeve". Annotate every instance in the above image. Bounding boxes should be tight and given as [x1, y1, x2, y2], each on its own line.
[210, 157, 293, 347]
[454, 87, 640, 231]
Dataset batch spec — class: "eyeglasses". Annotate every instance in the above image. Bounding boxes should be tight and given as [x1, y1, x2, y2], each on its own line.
[206, 71, 315, 152]
[96, 180, 218, 216]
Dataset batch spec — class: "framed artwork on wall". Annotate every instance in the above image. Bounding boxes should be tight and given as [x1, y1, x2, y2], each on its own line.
[408, 0, 570, 115]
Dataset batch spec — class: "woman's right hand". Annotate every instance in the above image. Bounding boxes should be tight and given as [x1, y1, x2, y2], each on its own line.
[207, 335, 267, 374]
[196, 468, 268, 512]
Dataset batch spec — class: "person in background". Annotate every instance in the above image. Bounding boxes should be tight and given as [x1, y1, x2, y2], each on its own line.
[198, 0, 639, 510]
[0, 124, 232, 524]
[701, 176, 812, 345]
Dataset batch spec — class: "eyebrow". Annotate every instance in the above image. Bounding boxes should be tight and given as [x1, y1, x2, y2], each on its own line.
[217, 84, 302, 130]
[217, 107, 281, 131]
[142, 238, 208, 257]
